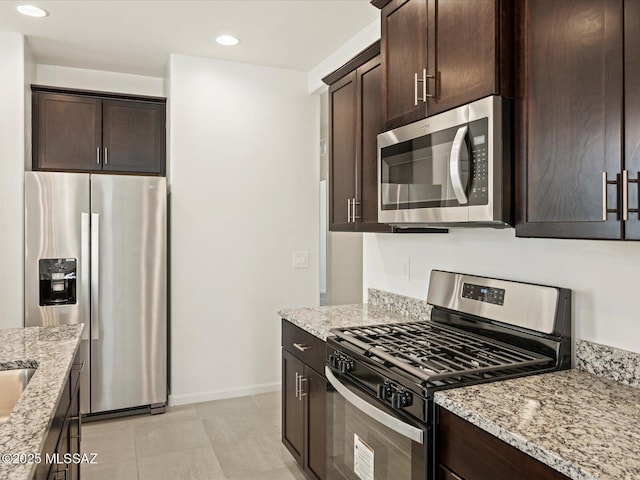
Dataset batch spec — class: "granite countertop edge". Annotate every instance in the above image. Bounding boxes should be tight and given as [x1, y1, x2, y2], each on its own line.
[0, 324, 84, 480]
[434, 390, 595, 480]
[434, 367, 640, 480]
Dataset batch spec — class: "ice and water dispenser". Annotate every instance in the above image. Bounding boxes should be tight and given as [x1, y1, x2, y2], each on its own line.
[39, 258, 77, 306]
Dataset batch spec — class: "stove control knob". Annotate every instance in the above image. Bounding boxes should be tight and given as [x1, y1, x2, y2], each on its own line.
[377, 384, 393, 401]
[339, 358, 354, 374]
[329, 354, 338, 369]
[391, 391, 413, 410]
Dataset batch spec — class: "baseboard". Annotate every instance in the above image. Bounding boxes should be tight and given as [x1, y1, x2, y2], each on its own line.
[168, 381, 281, 407]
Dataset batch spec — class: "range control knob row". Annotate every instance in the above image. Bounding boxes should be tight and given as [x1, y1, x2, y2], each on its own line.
[377, 384, 393, 401]
[391, 391, 413, 410]
[329, 352, 355, 374]
[328, 354, 338, 369]
[338, 358, 354, 374]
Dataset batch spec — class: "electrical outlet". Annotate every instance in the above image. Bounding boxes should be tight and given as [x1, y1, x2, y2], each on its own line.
[293, 251, 309, 269]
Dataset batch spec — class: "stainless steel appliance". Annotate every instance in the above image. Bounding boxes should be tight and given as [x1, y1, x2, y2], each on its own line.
[326, 270, 571, 480]
[25, 171, 167, 416]
[377, 96, 512, 227]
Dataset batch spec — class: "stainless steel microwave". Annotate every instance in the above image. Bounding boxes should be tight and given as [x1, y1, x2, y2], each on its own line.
[377, 96, 512, 228]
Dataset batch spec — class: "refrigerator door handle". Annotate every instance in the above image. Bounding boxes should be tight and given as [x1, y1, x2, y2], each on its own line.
[81, 212, 90, 341]
[91, 213, 100, 341]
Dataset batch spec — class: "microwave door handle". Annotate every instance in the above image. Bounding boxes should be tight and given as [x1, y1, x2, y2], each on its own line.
[449, 125, 469, 205]
[325, 367, 424, 444]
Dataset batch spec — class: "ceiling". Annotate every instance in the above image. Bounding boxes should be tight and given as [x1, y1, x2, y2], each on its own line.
[0, 0, 379, 78]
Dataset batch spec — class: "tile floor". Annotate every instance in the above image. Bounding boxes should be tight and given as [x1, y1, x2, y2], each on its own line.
[82, 391, 307, 480]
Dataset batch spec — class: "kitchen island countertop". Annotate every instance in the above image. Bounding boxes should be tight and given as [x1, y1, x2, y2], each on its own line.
[435, 367, 640, 480]
[0, 324, 83, 480]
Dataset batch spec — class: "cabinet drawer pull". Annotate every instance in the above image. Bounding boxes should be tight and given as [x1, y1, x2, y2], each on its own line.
[96, 147, 100, 165]
[104, 147, 109, 165]
[347, 198, 352, 223]
[293, 343, 311, 352]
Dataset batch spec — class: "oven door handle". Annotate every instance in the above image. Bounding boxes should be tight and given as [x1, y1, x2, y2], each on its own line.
[325, 367, 424, 444]
[449, 125, 469, 205]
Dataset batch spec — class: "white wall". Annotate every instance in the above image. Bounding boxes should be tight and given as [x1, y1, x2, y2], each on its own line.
[169, 54, 319, 405]
[307, 18, 380, 94]
[0, 32, 25, 329]
[36, 64, 164, 97]
[363, 229, 640, 353]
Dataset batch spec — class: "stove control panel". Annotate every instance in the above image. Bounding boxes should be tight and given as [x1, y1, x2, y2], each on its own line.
[462, 282, 505, 306]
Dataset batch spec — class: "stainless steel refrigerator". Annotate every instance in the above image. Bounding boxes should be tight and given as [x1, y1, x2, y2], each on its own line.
[25, 171, 167, 415]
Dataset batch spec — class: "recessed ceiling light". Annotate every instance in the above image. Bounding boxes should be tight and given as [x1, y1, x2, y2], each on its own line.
[17, 5, 48, 17]
[216, 35, 239, 46]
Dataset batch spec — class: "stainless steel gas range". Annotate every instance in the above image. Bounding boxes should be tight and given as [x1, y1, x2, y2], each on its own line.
[325, 270, 571, 480]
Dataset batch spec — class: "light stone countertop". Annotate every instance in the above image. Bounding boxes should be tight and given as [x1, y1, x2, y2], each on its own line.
[0, 324, 84, 480]
[434, 366, 640, 480]
[278, 289, 432, 340]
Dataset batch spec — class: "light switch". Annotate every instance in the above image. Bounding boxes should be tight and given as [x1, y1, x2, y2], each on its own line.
[293, 251, 309, 269]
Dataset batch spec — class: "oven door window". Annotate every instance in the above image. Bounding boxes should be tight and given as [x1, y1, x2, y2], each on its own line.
[327, 370, 428, 480]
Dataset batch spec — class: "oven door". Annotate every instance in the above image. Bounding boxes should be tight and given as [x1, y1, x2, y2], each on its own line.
[326, 367, 430, 480]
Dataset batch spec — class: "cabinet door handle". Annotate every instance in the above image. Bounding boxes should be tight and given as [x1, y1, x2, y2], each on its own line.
[623, 170, 629, 221]
[347, 198, 352, 223]
[352, 198, 360, 220]
[295, 372, 299, 399]
[293, 342, 311, 352]
[96, 147, 100, 165]
[415, 69, 435, 104]
[602, 172, 608, 221]
[104, 147, 108, 165]
[422, 68, 428, 101]
[602, 172, 620, 221]
[299, 376, 308, 398]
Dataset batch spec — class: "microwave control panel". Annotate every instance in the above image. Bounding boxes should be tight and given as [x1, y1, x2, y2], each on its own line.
[468, 118, 489, 206]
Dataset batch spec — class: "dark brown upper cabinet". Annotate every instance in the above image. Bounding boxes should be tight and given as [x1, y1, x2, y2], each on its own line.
[324, 42, 393, 233]
[376, 0, 513, 130]
[624, 0, 640, 240]
[33, 85, 166, 176]
[515, 0, 625, 240]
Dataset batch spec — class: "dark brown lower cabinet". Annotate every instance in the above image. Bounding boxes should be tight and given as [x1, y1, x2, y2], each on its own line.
[282, 320, 327, 480]
[35, 355, 83, 480]
[437, 407, 570, 480]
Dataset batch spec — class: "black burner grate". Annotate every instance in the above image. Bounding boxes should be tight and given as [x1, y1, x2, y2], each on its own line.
[332, 321, 554, 384]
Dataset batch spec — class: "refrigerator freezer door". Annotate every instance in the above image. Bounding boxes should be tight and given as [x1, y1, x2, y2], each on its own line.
[24, 171, 91, 413]
[90, 175, 167, 413]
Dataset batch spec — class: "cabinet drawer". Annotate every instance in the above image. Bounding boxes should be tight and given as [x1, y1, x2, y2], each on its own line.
[281, 319, 326, 374]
